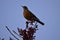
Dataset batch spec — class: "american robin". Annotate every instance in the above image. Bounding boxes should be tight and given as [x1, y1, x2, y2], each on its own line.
[22, 6, 44, 25]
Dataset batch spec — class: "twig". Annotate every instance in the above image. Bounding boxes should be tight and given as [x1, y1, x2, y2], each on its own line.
[5, 26, 19, 40]
[12, 30, 22, 38]
[9, 37, 14, 40]
[2, 38, 4, 40]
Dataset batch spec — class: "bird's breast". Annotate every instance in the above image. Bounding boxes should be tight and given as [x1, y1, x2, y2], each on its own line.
[23, 10, 32, 20]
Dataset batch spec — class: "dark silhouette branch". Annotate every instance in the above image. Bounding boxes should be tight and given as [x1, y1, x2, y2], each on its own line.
[9, 37, 14, 40]
[12, 30, 22, 38]
[5, 26, 19, 40]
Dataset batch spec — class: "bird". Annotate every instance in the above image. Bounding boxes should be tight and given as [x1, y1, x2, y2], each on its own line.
[22, 6, 44, 25]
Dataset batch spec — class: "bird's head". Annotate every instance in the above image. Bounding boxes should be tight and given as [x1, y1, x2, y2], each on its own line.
[22, 6, 28, 9]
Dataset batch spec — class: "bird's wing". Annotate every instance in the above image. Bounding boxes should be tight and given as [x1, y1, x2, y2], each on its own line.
[28, 10, 44, 25]
[28, 10, 39, 21]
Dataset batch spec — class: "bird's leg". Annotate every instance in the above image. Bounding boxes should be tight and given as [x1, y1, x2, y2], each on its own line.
[34, 21, 38, 28]
[26, 21, 29, 29]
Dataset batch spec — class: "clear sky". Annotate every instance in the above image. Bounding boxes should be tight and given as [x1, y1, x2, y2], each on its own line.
[0, 0, 60, 40]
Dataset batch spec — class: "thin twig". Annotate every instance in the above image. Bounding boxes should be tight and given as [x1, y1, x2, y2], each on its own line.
[5, 26, 19, 40]
[12, 30, 22, 38]
[9, 37, 14, 40]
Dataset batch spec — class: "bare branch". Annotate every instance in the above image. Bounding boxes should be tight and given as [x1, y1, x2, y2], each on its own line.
[5, 26, 19, 40]
[12, 30, 22, 38]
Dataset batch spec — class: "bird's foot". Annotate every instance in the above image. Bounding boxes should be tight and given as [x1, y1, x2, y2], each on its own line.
[26, 21, 29, 29]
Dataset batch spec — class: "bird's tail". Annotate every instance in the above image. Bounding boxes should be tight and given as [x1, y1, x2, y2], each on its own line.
[37, 20, 44, 25]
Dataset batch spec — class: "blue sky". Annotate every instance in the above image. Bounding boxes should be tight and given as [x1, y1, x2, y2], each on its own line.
[0, 0, 60, 40]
